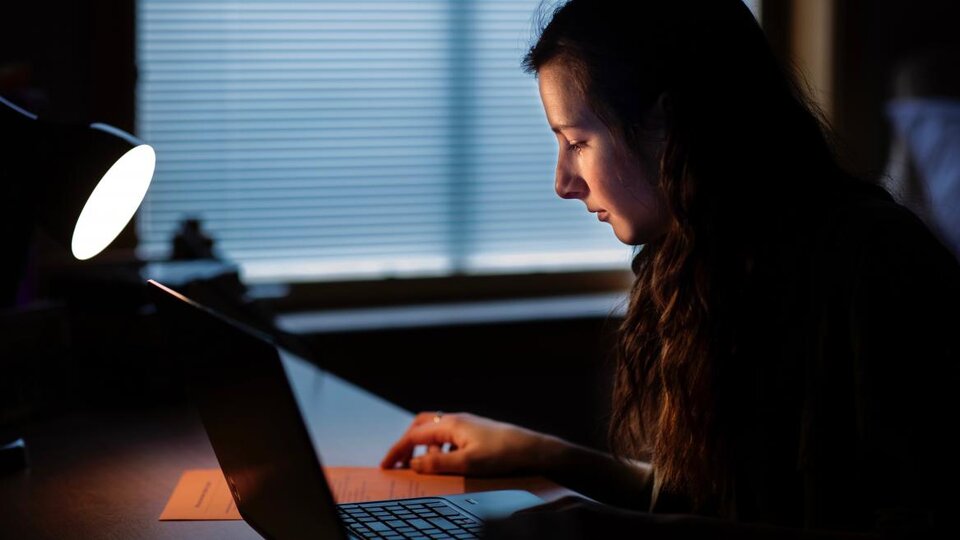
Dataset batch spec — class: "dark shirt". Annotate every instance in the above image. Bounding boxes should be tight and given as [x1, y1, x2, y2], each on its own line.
[651, 182, 960, 536]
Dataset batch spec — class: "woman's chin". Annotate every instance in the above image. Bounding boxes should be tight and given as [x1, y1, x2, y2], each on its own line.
[613, 227, 639, 246]
[614, 226, 660, 247]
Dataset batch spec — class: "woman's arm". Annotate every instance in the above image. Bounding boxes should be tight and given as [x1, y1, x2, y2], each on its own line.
[380, 412, 653, 509]
[540, 437, 653, 510]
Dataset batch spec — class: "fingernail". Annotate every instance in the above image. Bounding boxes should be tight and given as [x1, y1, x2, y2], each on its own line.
[410, 458, 421, 471]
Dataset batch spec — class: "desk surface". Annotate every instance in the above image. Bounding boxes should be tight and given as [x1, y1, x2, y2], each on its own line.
[0, 367, 573, 539]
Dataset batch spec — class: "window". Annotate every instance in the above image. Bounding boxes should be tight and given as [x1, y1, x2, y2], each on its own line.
[136, 0, 631, 284]
[136, 1, 760, 285]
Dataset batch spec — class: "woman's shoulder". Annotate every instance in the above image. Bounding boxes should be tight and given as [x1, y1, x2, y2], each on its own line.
[809, 177, 958, 277]
[790, 179, 960, 536]
[818, 178, 922, 241]
[798, 178, 959, 402]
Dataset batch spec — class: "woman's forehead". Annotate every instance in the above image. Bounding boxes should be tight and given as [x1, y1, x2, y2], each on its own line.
[538, 65, 601, 132]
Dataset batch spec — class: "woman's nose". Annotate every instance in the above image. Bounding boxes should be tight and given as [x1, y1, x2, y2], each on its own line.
[555, 161, 586, 200]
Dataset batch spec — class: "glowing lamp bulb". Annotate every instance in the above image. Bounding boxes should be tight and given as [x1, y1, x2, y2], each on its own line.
[70, 144, 156, 260]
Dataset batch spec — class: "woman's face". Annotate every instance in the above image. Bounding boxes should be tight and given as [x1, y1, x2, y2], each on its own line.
[537, 63, 670, 245]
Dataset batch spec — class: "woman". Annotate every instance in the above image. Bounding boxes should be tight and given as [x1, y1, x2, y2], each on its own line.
[381, 1, 960, 537]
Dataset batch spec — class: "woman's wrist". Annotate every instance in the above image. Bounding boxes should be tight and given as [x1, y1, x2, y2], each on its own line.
[530, 432, 576, 475]
[527, 434, 654, 509]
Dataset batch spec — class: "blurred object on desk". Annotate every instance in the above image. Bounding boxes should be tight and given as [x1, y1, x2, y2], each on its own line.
[171, 218, 216, 261]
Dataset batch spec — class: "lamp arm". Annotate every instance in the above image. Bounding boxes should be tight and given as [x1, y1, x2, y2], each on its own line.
[0, 95, 38, 120]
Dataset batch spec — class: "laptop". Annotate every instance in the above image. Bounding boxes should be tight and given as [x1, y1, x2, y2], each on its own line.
[147, 279, 543, 540]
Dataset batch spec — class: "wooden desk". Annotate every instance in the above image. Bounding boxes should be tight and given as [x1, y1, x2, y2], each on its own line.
[0, 364, 573, 539]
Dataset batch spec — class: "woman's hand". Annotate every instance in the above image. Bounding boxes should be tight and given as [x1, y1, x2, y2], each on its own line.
[379, 412, 561, 476]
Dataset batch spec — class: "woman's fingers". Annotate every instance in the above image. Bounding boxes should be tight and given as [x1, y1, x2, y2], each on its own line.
[379, 421, 459, 469]
[411, 410, 450, 428]
[410, 448, 469, 475]
[382, 412, 547, 477]
[379, 436, 412, 469]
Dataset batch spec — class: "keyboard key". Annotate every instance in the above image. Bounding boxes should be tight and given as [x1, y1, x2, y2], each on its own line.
[428, 517, 457, 530]
[407, 519, 432, 530]
[367, 521, 391, 532]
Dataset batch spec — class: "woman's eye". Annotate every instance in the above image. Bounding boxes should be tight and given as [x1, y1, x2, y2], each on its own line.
[568, 142, 585, 154]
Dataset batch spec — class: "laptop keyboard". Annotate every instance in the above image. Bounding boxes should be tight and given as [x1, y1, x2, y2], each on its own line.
[337, 498, 482, 540]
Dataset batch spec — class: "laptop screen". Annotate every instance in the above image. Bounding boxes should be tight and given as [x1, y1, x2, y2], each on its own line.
[148, 279, 347, 540]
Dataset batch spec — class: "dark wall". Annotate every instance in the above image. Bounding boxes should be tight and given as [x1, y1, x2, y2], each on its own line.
[832, 0, 960, 178]
[0, 1, 135, 128]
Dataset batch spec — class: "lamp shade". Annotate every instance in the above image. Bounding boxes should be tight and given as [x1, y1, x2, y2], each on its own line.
[1, 96, 156, 305]
[55, 123, 155, 261]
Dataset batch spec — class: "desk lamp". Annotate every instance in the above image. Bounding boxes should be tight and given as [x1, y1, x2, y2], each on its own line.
[0, 95, 156, 471]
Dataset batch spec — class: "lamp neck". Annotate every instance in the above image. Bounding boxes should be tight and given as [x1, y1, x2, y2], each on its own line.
[0, 96, 39, 121]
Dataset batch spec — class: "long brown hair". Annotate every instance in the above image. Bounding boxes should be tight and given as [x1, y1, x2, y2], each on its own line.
[524, 0, 844, 511]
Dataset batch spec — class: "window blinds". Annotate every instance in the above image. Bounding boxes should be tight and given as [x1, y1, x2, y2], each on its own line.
[135, 1, 640, 283]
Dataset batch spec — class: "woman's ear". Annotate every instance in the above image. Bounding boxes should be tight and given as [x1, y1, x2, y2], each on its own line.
[635, 92, 670, 139]
[650, 92, 670, 130]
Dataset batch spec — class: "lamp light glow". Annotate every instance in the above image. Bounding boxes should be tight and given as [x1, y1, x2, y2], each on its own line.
[71, 144, 156, 260]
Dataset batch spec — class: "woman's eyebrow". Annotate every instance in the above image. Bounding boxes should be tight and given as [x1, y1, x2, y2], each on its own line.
[551, 122, 582, 133]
